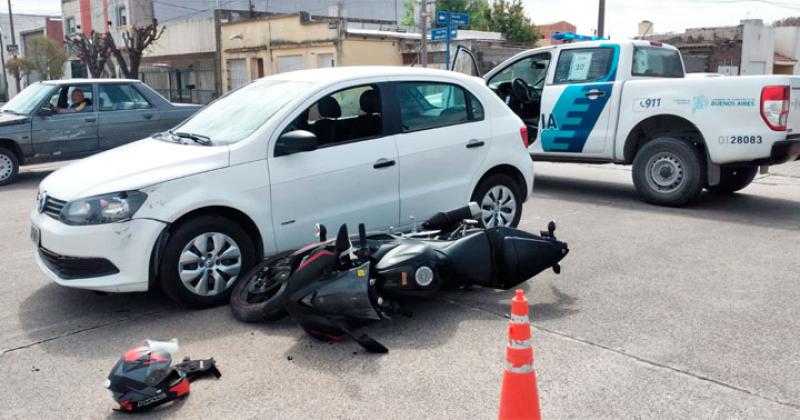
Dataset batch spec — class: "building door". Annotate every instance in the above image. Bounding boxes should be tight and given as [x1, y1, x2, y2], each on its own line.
[317, 53, 335, 68]
[277, 55, 304, 73]
[228, 59, 247, 90]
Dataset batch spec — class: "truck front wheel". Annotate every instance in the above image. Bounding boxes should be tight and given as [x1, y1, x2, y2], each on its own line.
[706, 166, 757, 194]
[632, 138, 706, 206]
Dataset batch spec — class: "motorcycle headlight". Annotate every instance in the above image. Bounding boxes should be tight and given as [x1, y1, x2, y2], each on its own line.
[414, 265, 434, 287]
[60, 191, 148, 225]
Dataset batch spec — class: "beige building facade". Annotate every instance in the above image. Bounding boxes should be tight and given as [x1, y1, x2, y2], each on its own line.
[219, 13, 402, 93]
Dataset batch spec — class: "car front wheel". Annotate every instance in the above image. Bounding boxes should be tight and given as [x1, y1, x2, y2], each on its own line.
[159, 215, 256, 308]
[0, 147, 19, 186]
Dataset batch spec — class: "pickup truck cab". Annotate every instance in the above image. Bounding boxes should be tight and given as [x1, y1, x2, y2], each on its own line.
[453, 39, 800, 206]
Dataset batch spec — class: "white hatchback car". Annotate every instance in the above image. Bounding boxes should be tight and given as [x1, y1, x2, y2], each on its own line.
[31, 67, 533, 307]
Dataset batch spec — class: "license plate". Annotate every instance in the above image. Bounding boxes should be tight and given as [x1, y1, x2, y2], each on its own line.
[30, 225, 40, 247]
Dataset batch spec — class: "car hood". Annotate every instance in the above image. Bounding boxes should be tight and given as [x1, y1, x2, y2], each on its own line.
[40, 138, 230, 201]
[0, 112, 29, 126]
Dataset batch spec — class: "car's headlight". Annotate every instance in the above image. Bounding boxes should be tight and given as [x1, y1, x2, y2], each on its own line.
[60, 191, 148, 225]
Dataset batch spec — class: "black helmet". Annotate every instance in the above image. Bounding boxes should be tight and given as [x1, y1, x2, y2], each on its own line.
[106, 339, 189, 412]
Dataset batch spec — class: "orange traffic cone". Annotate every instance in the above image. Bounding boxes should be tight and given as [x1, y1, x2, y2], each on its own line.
[498, 289, 541, 420]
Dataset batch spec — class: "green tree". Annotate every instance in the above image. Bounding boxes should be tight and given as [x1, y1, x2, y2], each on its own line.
[25, 37, 69, 79]
[486, 0, 539, 44]
[5, 56, 35, 82]
[436, 0, 491, 31]
[402, 0, 416, 26]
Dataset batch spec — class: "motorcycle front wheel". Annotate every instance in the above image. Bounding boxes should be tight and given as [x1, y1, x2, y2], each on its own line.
[230, 255, 293, 322]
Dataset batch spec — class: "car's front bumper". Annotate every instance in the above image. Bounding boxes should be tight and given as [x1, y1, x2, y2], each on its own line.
[31, 207, 166, 293]
[770, 136, 800, 165]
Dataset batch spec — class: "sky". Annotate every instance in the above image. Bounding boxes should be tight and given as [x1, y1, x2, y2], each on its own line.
[4, 0, 800, 38]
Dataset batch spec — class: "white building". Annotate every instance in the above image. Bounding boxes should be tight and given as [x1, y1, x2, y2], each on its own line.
[0, 13, 60, 99]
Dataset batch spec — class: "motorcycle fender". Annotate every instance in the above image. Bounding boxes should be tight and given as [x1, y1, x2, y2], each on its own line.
[308, 262, 382, 321]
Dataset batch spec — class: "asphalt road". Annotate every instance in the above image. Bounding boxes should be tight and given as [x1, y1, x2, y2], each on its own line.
[2, 160, 800, 419]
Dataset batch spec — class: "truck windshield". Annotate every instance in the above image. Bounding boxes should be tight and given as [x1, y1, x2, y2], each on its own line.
[632, 47, 684, 78]
[1, 83, 56, 115]
[172, 79, 314, 145]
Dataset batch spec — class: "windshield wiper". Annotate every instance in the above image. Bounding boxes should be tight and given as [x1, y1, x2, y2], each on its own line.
[0, 109, 20, 115]
[169, 130, 213, 146]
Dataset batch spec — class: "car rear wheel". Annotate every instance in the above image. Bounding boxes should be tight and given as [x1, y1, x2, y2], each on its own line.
[0, 147, 19, 186]
[706, 166, 758, 194]
[159, 215, 256, 308]
[471, 173, 523, 228]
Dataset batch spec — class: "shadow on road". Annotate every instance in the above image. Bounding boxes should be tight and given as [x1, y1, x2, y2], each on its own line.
[15, 284, 177, 354]
[534, 174, 800, 231]
[1, 168, 55, 192]
[276, 282, 578, 373]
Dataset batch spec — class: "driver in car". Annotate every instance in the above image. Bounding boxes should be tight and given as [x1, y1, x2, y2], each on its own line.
[68, 88, 92, 113]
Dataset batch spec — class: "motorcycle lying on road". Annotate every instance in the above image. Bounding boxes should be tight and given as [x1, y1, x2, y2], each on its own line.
[230, 203, 569, 353]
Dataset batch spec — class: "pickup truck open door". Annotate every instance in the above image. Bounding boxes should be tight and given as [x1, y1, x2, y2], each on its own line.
[451, 44, 622, 159]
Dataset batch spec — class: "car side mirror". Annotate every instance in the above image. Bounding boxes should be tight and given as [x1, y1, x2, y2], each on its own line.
[36, 107, 54, 117]
[275, 130, 317, 156]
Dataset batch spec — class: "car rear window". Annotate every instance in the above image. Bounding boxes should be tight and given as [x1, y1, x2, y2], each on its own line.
[632, 46, 684, 78]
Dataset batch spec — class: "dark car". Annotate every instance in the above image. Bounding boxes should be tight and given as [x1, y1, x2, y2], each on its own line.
[0, 79, 202, 185]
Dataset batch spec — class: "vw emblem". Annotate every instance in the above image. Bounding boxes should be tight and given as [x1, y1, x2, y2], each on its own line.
[37, 191, 47, 213]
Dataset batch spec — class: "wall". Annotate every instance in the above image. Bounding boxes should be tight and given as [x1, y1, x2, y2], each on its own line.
[145, 17, 216, 57]
[740, 19, 774, 75]
[341, 38, 402, 66]
[220, 14, 340, 93]
[775, 26, 800, 61]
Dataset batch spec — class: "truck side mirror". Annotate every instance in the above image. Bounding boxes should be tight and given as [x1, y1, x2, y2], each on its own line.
[275, 130, 317, 156]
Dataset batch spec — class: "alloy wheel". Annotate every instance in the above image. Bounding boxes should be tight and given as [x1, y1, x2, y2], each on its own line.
[480, 185, 517, 228]
[178, 232, 242, 296]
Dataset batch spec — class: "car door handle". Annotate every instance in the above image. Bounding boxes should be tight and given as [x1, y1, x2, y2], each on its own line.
[142, 114, 154, 120]
[373, 158, 396, 169]
[466, 139, 485, 149]
[84, 117, 96, 122]
[585, 89, 606, 100]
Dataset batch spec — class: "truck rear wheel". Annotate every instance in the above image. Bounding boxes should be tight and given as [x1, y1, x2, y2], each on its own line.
[632, 137, 706, 206]
[706, 166, 757, 194]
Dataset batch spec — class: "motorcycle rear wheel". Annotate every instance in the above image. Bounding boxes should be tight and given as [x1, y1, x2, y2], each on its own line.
[230, 256, 292, 322]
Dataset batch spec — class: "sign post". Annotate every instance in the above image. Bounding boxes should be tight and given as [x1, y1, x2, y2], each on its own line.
[434, 11, 470, 69]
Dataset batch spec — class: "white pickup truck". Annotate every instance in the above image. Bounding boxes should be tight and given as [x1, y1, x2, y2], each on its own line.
[453, 39, 800, 206]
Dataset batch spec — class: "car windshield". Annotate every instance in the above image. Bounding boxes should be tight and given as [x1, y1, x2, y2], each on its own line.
[172, 80, 314, 145]
[1, 83, 56, 115]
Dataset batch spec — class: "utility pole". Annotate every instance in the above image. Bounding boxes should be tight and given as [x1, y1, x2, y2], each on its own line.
[419, 0, 428, 67]
[248, 0, 255, 17]
[6, 0, 19, 95]
[597, 0, 606, 39]
[336, 0, 344, 66]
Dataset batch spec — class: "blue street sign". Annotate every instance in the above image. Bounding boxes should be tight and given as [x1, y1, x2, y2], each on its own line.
[431, 27, 458, 41]
[433, 10, 470, 69]
[436, 11, 470, 27]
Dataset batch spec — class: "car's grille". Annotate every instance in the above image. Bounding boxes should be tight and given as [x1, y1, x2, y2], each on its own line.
[42, 196, 66, 220]
[38, 247, 119, 280]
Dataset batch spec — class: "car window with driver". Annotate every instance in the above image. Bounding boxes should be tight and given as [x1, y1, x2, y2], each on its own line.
[47, 85, 94, 114]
